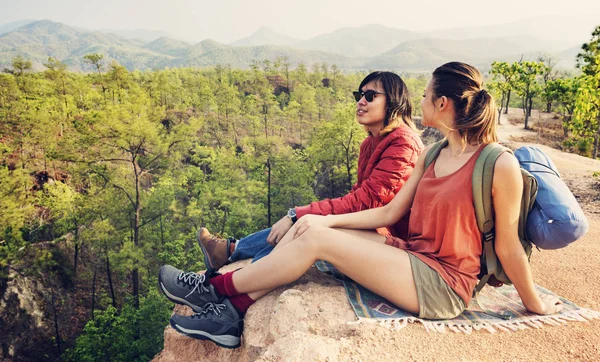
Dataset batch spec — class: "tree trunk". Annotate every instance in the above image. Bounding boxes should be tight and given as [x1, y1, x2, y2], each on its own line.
[546, 101, 552, 113]
[527, 97, 533, 117]
[132, 159, 141, 310]
[504, 90, 511, 114]
[498, 94, 506, 125]
[91, 263, 97, 319]
[106, 253, 116, 308]
[263, 103, 268, 138]
[330, 169, 335, 198]
[345, 129, 353, 188]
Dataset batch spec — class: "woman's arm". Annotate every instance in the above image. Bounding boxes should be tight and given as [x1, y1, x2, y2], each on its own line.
[294, 143, 432, 236]
[269, 133, 421, 245]
[295, 134, 422, 218]
[492, 153, 563, 315]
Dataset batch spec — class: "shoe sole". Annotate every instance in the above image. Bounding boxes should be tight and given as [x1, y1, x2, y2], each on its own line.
[170, 319, 241, 349]
[197, 228, 216, 270]
[158, 267, 204, 313]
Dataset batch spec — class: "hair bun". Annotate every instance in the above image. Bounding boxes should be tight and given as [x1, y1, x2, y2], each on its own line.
[474, 88, 489, 101]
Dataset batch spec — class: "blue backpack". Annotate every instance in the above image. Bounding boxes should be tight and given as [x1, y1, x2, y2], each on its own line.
[515, 146, 589, 250]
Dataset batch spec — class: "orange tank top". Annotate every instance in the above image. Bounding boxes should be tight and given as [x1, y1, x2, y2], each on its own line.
[402, 145, 484, 305]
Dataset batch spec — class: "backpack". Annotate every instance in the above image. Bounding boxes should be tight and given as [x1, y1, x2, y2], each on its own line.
[514, 147, 589, 250]
[424, 141, 589, 306]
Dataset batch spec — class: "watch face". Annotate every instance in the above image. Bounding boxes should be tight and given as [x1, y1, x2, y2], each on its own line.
[288, 209, 296, 218]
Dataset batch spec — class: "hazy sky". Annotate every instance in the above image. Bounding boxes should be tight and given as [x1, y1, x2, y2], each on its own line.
[1, 0, 599, 43]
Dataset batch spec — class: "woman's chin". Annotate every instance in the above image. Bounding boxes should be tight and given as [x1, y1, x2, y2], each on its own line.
[356, 118, 381, 127]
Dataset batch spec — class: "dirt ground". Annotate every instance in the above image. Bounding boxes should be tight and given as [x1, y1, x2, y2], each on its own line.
[379, 110, 600, 361]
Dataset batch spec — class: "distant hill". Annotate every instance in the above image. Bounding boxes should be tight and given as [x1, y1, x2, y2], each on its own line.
[0, 18, 586, 72]
[426, 14, 598, 47]
[297, 24, 420, 57]
[231, 27, 301, 47]
[0, 20, 168, 71]
[368, 36, 573, 72]
[557, 46, 584, 69]
[164, 41, 356, 69]
[98, 28, 179, 42]
[143, 37, 193, 57]
[0, 19, 36, 35]
[0, 20, 356, 71]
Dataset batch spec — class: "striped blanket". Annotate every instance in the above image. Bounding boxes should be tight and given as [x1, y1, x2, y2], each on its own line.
[315, 261, 600, 333]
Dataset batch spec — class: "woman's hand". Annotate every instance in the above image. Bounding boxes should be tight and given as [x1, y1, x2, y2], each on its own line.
[293, 215, 333, 239]
[266, 216, 294, 246]
[528, 294, 564, 315]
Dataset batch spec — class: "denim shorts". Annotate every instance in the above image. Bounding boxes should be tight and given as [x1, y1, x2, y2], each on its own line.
[408, 253, 467, 320]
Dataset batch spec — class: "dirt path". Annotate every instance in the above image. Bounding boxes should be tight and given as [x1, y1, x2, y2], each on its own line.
[498, 119, 600, 176]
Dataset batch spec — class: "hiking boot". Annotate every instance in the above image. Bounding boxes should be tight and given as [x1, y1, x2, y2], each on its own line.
[158, 265, 222, 313]
[170, 298, 243, 349]
[197, 227, 234, 270]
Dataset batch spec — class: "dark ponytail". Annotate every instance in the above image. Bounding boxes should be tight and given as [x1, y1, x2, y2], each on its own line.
[431, 62, 498, 145]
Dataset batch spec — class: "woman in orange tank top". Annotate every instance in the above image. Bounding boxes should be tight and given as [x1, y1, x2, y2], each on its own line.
[161, 62, 563, 348]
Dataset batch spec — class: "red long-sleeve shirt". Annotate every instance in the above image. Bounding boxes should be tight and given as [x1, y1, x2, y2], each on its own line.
[295, 126, 424, 238]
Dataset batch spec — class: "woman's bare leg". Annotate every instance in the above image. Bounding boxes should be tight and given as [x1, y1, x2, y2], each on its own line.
[237, 226, 418, 314]
[246, 227, 386, 300]
[274, 224, 387, 251]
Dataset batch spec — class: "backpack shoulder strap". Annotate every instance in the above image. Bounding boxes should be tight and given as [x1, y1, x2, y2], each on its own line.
[472, 143, 511, 235]
[472, 143, 512, 294]
[424, 139, 449, 170]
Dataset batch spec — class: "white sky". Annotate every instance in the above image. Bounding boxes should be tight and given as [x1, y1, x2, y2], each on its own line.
[1, 0, 599, 43]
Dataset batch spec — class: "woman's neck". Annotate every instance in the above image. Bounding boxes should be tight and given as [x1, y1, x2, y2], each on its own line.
[445, 132, 480, 156]
[368, 124, 382, 137]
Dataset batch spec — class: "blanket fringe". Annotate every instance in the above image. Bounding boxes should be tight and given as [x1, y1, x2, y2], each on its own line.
[348, 308, 600, 334]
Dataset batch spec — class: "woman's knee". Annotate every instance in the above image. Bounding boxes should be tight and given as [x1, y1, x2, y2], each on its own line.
[295, 225, 330, 251]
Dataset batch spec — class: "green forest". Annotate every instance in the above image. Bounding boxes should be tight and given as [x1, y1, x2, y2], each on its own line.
[1, 26, 599, 362]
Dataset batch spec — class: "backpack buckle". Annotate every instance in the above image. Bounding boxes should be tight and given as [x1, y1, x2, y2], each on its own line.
[483, 231, 494, 243]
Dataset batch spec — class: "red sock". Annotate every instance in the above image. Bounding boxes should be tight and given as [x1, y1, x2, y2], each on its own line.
[229, 294, 255, 314]
[209, 271, 238, 297]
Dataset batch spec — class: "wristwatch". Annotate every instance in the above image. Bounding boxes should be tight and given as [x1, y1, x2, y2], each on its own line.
[287, 208, 298, 223]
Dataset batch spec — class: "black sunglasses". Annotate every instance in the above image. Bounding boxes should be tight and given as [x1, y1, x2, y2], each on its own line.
[353, 90, 385, 102]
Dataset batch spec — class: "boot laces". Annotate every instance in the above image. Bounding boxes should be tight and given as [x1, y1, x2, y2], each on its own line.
[177, 271, 210, 298]
[193, 302, 227, 318]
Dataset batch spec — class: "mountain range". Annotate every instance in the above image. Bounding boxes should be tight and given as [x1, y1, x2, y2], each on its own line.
[0, 17, 596, 73]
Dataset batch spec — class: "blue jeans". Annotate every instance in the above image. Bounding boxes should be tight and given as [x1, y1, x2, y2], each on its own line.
[229, 228, 275, 263]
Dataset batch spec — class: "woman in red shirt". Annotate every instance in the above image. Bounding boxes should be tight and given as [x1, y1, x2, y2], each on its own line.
[199, 71, 423, 270]
[160, 62, 562, 349]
